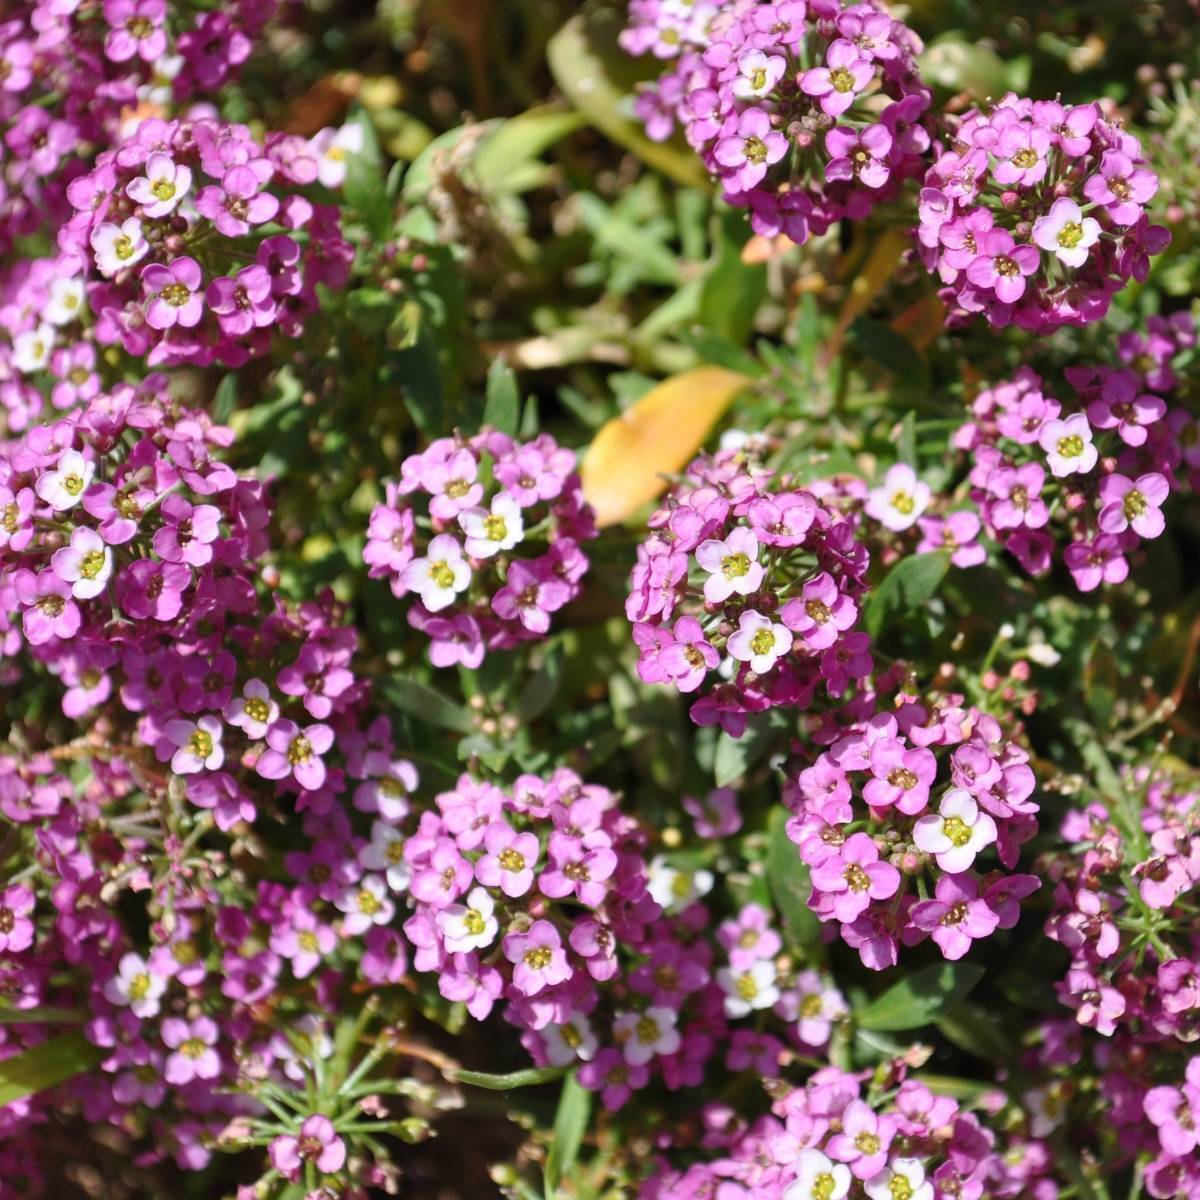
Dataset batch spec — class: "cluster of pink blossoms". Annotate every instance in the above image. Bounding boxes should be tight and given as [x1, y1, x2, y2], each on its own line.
[918, 94, 1170, 331]
[786, 669, 1040, 970]
[363, 429, 596, 667]
[1031, 766, 1200, 1197]
[954, 312, 1197, 589]
[621, 0, 932, 244]
[0, 0, 277, 260]
[642, 1066, 1059, 1200]
[630, 449, 872, 735]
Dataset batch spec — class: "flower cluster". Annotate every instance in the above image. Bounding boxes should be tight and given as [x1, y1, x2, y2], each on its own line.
[630, 449, 872, 735]
[621, 0, 932, 244]
[363, 429, 596, 666]
[953, 312, 1197, 589]
[786, 671, 1041, 970]
[642, 1065, 1058, 1200]
[918, 94, 1169, 331]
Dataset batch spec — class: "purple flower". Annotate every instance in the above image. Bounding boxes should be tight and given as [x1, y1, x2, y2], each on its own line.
[965, 230, 1039, 304]
[825, 124, 893, 190]
[713, 107, 787, 190]
[800, 39, 873, 117]
[1098, 472, 1169, 539]
[810, 832, 900, 924]
[256, 719, 335, 790]
[475, 821, 539, 897]
[908, 873, 999, 960]
[269, 1115, 347, 1177]
[1064, 535, 1129, 592]
[270, 908, 336, 979]
[143, 257, 205, 330]
[277, 642, 355, 720]
[152, 494, 221, 565]
[161, 1016, 221, 1084]
[492, 560, 571, 634]
[985, 463, 1048, 531]
[503, 920, 571, 996]
[1086, 372, 1166, 447]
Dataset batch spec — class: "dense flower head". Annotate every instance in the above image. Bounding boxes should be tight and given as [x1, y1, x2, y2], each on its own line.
[622, 0, 932, 244]
[364, 428, 597, 665]
[918, 93, 1170, 331]
[629, 447, 872, 734]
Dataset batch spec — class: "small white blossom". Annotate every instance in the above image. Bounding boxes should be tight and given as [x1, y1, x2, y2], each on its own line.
[646, 855, 713, 912]
[35, 449, 95, 511]
[399, 533, 471, 612]
[435, 886, 498, 953]
[613, 1005, 681, 1066]
[459, 494, 524, 558]
[718, 960, 780, 1018]
[913, 788, 997, 873]
[103, 953, 167, 1018]
[358, 821, 411, 893]
[12, 324, 54, 373]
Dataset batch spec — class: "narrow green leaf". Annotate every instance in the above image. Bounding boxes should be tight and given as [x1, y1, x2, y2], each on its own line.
[766, 806, 821, 950]
[856, 962, 985, 1032]
[483, 359, 522, 436]
[0, 1031, 105, 1107]
[544, 1071, 591, 1196]
[473, 108, 587, 191]
[344, 108, 392, 242]
[379, 679, 475, 734]
[452, 1065, 567, 1091]
[935, 1001, 1012, 1064]
[698, 208, 767, 347]
[864, 550, 951, 639]
[848, 317, 928, 385]
[0, 1007, 84, 1025]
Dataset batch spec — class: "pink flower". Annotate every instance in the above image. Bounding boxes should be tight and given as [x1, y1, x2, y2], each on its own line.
[660, 615, 719, 692]
[810, 832, 901, 923]
[713, 107, 787, 190]
[908, 873, 999, 959]
[780, 572, 857, 651]
[965, 230, 1040, 304]
[165, 715, 225, 775]
[1098, 472, 1168, 539]
[15, 569, 81, 644]
[863, 739, 936, 815]
[683, 787, 741, 838]
[256, 719, 335, 790]
[916, 511, 986, 567]
[206, 265, 276, 336]
[492, 560, 571, 634]
[825, 124, 893, 189]
[142, 258, 205, 330]
[1064, 535, 1129, 592]
[475, 822, 539, 897]
[103, 0, 167, 62]
[117, 560, 192, 620]
[827, 1100, 896, 1179]
[0, 886, 35, 954]
[985, 463, 1048, 530]
[1084, 149, 1158, 225]
[161, 1016, 221, 1084]
[503, 920, 571, 996]
[1144, 1084, 1200, 1158]
[269, 1115, 347, 1178]
[800, 39, 873, 117]
[695, 526, 763, 603]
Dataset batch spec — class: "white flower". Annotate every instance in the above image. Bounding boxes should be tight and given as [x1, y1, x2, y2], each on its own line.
[646, 855, 713, 912]
[358, 820, 410, 892]
[1038, 413, 1098, 478]
[126, 152, 192, 218]
[399, 533, 471, 612]
[726, 610, 793, 675]
[311, 123, 365, 189]
[541, 1014, 598, 1066]
[459, 494, 524, 558]
[913, 788, 997, 873]
[165, 715, 225, 775]
[335, 874, 395, 933]
[91, 218, 149, 277]
[865, 1158, 933, 1200]
[50, 527, 113, 599]
[695, 526, 764, 604]
[1023, 1085, 1069, 1138]
[269, 1014, 333, 1084]
[785, 1149, 852, 1200]
[103, 953, 167, 1019]
[865, 463, 931, 531]
[718, 960, 780, 1018]
[1032, 198, 1102, 269]
[35, 449, 95, 511]
[224, 678, 279, 740]
[436, 886, 497, 952]
[12, 324, 54, 373]
[613, 1005, 682, 1066]
[731, 49, 786, 99]
[45, 277, 85, 326]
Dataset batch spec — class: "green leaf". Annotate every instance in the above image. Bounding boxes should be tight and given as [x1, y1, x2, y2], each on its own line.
[547, 12, 709, 188]
[0, 1031, 105, 1107]
[766, 807, 821, 951]
[848, 317, 928, 386]
[544, 1071, 591, 1197]
[864, 551, 951, 639]
[698, 208, 767, 347]
[344, 107, 392, 243]
[856, 962, 985, 1032]
[452, 1065, 567, 1091]
[483, 359, 522, 436]
[518, 644, 563, 722]
[0, 1007, 84, 1025]
[473, 107, 588, 192]
[919, 36, 1011, 101]
[379, 679, 475, 734]
[212, 372, 238, 422]
[935, 1001, 1012, 1064]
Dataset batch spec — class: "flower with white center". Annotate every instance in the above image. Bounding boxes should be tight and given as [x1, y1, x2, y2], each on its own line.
[459, 494, 524, 558]
[864, 1158, 933, 1200]
[335, 874, 395, 935]
[785, 1149, 852, 1200]
[126, 152, 192, 218]
[45, 278, 85, 326]
[12, 324, 54, 373]
[1038, 413, 1098, 477]
[165, 715, 225, 775]
[51, 527, 113, 599]
[718, 959, 780, 1018]
[542, 1013, 598, 1066]
[35, 449, 95, 511]
[223, 678, 279, 740]
[358, 820, 411, 892]
[399, 533, 471, 612]
[1032, 198, 1101, 268]
[865, 463, 931, 531]
[727, 610, 794, 675]
[646, 855, 714, 912]
[311, 123, 365, 188]
[436, 886, 498, 953]
[91, 217, 149, 276]
[731, 49, 787, 99]
[613, 1005, 682, 1066]
[695, 526, 764, 604]
[913, 788, 997, 873]
[103, 952, 167, 1018]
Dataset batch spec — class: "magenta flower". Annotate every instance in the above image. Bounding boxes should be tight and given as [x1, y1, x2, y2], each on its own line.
[0, 886, 35, 954]
[965, 230, 1039, 304]
[825, 124, 893, 190]
[117, 559, 192, 620]
[161, 1016, 221, 1085]
[827, 1100, 896, 1179]
[578, 1047, 650, 1111]
[143, 257, 204, 330]
[800, 39, 873, 117]
[475, 821, 539, 897]
[1085, 373, 1166, 446]
[492, 560, 571, 634]
[780, 572, 857, 651]
[713, 107, 787, 190]
[810, 832, 900, 923]
[256, 719, 335, 790]
[1084, 148, 1159, 225]
[102, 0, 167, 62]
[1064, 535, 1129, 592]
[660, 615, 719, 692]
[908, 873, 999, 960]
[269, 1115, 347, 1177]
[15, 569, 81, 645]
[277, 643, 355, 720]
[206, 265, 276, 336]
[1098, 472, 1169, 539]
[503, 920, 571, 996]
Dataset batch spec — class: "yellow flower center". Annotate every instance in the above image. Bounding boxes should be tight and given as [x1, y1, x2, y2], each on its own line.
[79, 549, 106, 579]
[1057, 221, 1084, 249]
[942, 815, 972, 846]
[750, 629, 776, 656]
[722, 551, 751, 578]
[188, 729, 213, 760]
[1056, 434, 1084, 459]
[150, 177, 177, 202]
[428, 560, 455, 588]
